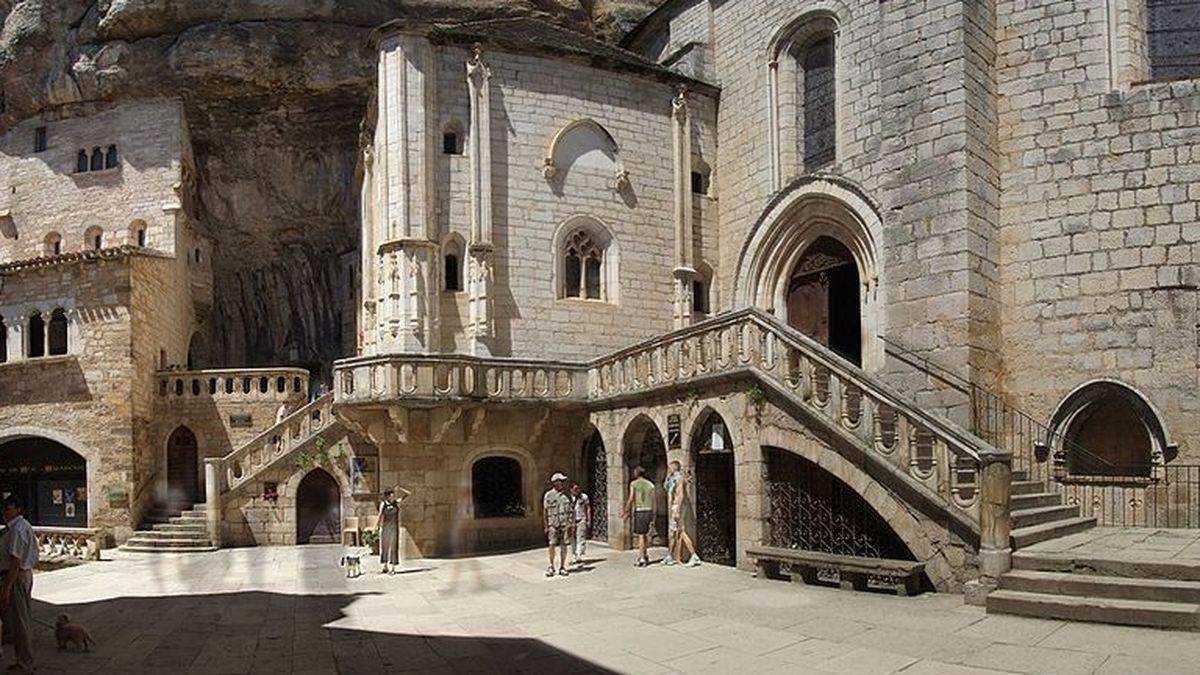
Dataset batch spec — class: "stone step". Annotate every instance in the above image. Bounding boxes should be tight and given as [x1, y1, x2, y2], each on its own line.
[986, 589, 1200, 631]
[1011, 480, 1048, 496]
[1013, 550, 1200, 582]
[170, 512, 207, 524]
[1000, 570, 1200, 604]
[122, 536, 213, 549]
[120, 545, 218, 554]
[149, 522, 208, 533]
[128, 530, 209, 541]
[1012, 504, 1080, 529]
[1011, 492, 1063, 510]
[1010, 516, 1096, 549]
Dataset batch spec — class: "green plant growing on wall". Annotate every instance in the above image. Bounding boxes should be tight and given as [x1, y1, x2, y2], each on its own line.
[748, 384, 768, 408]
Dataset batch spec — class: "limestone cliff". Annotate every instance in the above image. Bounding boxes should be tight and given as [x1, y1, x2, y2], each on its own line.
[0, 0, 655, 372]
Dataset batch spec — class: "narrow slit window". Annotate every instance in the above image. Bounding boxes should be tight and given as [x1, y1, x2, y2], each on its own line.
[76, 150, 89, 174]
[33, 127, 47, 154]
[89, 147, 103, 172]
[444, 253, 461, 291]
[105, 145, 118, 169]
[443, 132, 460, 155]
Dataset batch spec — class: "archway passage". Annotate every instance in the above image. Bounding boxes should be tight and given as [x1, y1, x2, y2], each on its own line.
[0, 437, 87, 527]
[1065, 396, 1152, 477]
[786, 236, 861, 365]
[582, 429, 608, 542]
[623, 417, 668, 546]
[690, 412, 736, 566]
[166, 426, 199, 505]
[764, 447, 914, 566]
[471, 456, 525, 518]
[296, 469, 341, 544]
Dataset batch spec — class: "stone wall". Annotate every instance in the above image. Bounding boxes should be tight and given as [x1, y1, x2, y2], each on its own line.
[995, 0, 1200, 460]
[0, 256, 139, 544]
[0, 99, 187, 261]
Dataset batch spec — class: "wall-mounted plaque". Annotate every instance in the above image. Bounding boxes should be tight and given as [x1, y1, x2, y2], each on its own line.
[229, 414, 253, 428]
[667, 414, 681, 449]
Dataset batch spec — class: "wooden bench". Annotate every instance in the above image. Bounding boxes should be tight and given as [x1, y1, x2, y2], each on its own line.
[747, 545, 925, 596]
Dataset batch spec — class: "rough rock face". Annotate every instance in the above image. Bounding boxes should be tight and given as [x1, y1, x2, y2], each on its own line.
[0, 0, 655, 371]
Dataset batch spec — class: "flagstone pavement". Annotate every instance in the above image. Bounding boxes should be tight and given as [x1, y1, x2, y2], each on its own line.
[17, 544, 1200, 674]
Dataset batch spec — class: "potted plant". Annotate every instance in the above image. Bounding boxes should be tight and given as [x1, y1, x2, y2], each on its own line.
[360, 528, 380, 555]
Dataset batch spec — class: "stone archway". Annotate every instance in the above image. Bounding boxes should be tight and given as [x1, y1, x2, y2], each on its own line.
[296, 468, 340, 544]
[689, 409, 736, 566]
[1047, 379, 1176, 478]
[0, 436, 88, 527]
[733, 177, 884, 370]
[786, 236, 862, 365]
[622, 414, 668, 546]
[166, 426, 199, 505]
[581, 427, 608, 542]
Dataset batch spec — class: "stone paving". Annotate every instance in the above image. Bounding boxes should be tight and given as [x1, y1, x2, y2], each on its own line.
[15, 544, 1200, 674]
[1024, 527, 1200, 562]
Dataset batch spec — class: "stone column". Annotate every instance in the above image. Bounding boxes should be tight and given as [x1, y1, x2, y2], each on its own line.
[671, 85, 696, 329]
[371, 29, 440, 354]
[466, 45, 495, 356]
[966, 453, 1012, 604]
[203, 459, 223, 548]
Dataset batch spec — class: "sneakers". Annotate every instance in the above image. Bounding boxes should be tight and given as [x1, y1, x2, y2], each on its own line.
[558, 567, 569, 577]
[663, 555, 676, 566]
[546, 566, 555, 577]
[687, 555, 702, 567]
[635, 557, 649, 567]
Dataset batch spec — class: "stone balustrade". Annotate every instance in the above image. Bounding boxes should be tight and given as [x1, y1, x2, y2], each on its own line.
[211, 392, 336, 494]
[335, 354, 589, 405]
[34, 526, 101, 561]
[157, 367, 310, 402]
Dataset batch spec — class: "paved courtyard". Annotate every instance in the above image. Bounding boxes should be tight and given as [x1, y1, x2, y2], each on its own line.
[20, 544, 1200, 674]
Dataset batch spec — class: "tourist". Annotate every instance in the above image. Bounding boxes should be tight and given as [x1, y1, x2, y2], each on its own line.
[622, 466, 655, 567]
[569, 482, 591, 566]
[543, 472, 572, 577]
[275, 401, 289, 425]
[665, 461, 701, 567]
[0, 495, 37, 674]
[377, 487, 410, 575]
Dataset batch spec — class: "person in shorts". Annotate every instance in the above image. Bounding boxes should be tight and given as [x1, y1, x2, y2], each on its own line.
[569, 482, 591, 566]
[665, 461, 701, 567]
[622, 466, 655, 566]
[543, 472, 573, 577]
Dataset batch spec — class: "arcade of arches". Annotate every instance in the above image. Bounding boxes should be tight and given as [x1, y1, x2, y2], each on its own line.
[0, 437, 87, 528]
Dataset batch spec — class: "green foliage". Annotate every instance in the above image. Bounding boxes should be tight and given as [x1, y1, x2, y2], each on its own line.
[360, 529, 380, 550]
[748, 384, 768, 407]
[293, 436, 347, 471]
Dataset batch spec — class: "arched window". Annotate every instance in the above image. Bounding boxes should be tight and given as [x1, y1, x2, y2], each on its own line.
[104, 145, 118, 169]
[0, 315, 7, 363]
[129, 219, 147, 247]
[194, 248, 201, 263]
[442, 121, 464, 155]
[75, 150, 88, 174]
[693, 262, 713, 315]
[27, 311, 44, 358]
[84, 226, 103, 251]
[89, 147, 103, 172]
[442, 234, 465, 292]
[802, 37, 836, 171]
[472, 456, 524, 518]
[44, 232, 61, 256]
[563, 230, 602, 300]
[47, 308, 68, 356]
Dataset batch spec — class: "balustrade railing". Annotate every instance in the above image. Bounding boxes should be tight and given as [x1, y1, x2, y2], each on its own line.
[214, 392, 336, 493]
[157, 367, 310, 402]
[34, 526, 101, 561]
[586, 309, 1005, 523]
[336, 354, 588, 404]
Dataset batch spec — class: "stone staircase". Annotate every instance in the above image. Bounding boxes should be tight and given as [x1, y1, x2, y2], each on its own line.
[121, 502, 217, 553]
[1008, 472, 1096, 548]
[987, 547, 1200, 631]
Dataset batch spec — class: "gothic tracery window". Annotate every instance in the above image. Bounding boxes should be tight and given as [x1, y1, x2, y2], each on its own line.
[562, 229, 603, 300]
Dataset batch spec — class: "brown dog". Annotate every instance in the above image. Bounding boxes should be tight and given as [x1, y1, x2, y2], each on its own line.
[55, 614, 94, 652]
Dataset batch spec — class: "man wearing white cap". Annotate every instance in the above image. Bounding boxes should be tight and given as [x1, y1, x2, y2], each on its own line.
[543, 472, 573, 577]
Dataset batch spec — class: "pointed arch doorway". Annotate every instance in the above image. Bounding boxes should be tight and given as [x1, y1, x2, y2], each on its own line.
[166, 426, 199, 505]
[296, 469, 341, 544]
[690, 411, 736, 566]
[786, 236, 861, 366]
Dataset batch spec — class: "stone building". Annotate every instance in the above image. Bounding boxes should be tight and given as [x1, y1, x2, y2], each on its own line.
[1, 0, 1199, 617]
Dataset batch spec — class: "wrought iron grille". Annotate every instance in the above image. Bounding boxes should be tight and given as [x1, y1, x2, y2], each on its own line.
[695, 452, 736, 566]
[585, 432, 608, 541]
[765, 448, 912, 560]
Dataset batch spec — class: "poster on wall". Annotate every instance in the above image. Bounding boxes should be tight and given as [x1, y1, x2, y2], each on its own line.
[52, 489, 63, 505]
[65, 503, 75, 518]
[64, 489, 74, 505]
[76, 487, 87, 502]
[349, 456, 376, 495]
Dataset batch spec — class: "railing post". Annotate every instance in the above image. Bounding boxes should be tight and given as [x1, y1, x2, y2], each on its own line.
[204, 458, 223, 548]
[967, 453, 1012, 605]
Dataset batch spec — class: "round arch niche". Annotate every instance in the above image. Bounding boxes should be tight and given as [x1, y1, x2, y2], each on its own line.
[0, 436, 88, 527]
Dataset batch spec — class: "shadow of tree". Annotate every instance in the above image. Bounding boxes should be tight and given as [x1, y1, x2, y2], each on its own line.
[28, 589, 617, 674]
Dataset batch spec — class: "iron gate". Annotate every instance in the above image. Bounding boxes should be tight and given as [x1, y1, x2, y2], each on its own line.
[585, 432, 607, 541]
[695, 449, 736, 566]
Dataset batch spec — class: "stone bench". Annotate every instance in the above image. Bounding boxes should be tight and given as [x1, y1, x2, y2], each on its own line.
[747, 545, 925, 596]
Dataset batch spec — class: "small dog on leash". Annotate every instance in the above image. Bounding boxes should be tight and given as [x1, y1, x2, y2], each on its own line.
[55, 613, 94, 652]
[340, 549, 365, 578]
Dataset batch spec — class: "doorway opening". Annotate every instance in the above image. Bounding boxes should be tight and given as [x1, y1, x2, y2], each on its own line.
[166, 426, 199, 505]
[296, 468, 341, 544]
[690, 411, 736, 566]
[786, 236, 861, 365]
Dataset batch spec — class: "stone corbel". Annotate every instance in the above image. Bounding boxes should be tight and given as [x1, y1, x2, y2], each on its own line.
[613, 169, 630, 192]
[542, 157, 557, 180]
